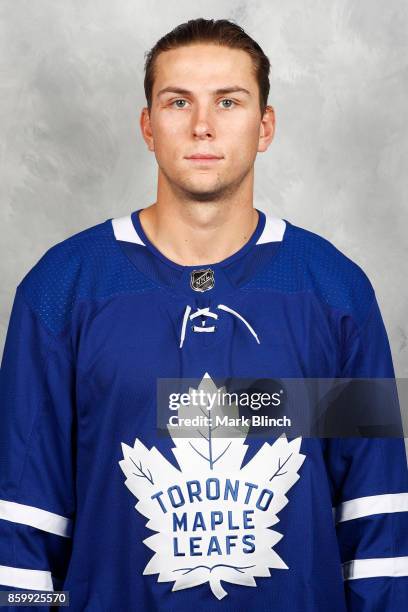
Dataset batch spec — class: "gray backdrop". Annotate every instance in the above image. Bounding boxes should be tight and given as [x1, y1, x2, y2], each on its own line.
[1, 2, 407, 428]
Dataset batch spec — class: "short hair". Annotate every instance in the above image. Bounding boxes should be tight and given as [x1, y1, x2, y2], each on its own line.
[143, 18, 271, 116]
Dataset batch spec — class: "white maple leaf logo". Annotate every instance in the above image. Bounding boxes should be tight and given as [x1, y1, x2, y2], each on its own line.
[119, 373, 306, 600]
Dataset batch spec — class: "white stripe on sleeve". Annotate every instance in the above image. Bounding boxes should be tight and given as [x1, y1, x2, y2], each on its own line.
[0, 564, 54, 591]
[343, 556, 408, 580]
[335, 493, 408, 523]
[0, 499, 72, 537]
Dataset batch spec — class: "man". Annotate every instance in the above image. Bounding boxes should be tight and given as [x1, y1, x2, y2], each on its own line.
[0, 17, 407, 611]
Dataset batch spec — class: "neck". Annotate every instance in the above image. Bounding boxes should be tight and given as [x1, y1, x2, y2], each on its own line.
[138, 198, 259, 267]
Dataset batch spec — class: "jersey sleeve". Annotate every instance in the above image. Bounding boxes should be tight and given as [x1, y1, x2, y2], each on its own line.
[0, 282, 75, 606]
[325, 290, 408, 610]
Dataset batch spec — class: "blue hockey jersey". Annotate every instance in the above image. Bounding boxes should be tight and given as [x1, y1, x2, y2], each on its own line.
[0, 207, 407, 611]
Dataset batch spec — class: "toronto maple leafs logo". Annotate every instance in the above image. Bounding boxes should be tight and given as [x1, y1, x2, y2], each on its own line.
[119, 373, 306, 600]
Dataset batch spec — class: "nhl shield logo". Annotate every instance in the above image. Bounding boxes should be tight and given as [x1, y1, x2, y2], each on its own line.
[190, 268, 215, 292]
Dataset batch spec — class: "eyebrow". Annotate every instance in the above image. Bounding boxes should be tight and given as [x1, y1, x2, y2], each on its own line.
[156, 86, 251, 98]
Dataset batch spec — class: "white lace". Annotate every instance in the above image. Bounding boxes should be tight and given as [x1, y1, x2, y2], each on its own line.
[179, 304, 260, 348]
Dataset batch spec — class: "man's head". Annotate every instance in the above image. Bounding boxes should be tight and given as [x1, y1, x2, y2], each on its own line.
[140, 18, 275, 203]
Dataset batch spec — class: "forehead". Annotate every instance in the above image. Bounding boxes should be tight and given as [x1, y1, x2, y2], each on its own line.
[153, 43, 256, 93]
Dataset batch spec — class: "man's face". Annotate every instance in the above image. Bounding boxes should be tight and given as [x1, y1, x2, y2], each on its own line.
[141, 43, 274, 201]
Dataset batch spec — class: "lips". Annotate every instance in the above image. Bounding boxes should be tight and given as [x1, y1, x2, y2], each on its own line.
[186, 154, 222, 159]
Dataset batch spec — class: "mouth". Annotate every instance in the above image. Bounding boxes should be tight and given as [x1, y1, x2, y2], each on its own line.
[185, 155, 223, 164]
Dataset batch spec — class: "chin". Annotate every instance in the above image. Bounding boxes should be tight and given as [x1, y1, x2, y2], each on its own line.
[184, 189, 229, 203]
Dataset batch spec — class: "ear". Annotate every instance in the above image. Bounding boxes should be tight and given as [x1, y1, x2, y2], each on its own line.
[140, 107, 155, 152]
[258, 105, 275, 153]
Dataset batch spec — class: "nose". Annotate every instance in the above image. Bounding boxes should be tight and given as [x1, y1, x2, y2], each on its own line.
[191, 105, 215, 139]
[193, 124, 214, 138]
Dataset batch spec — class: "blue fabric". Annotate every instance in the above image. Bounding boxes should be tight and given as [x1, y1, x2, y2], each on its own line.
[0, 209, 407, 611]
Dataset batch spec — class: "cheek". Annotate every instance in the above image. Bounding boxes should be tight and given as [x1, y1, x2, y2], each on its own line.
[153, 130, 181, 162]
[159, 113, 185, 136]
[152, 117, 182, 148]
[226, 134, 258, 166]
[224, 119, 260, 153]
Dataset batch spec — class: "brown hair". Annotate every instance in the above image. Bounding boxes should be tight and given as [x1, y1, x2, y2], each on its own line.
[143, 18, 271, 116]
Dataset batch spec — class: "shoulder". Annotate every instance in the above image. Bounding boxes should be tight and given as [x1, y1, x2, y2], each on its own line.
[259, 217, 376, 326]
[288, 221, 375, 324]
[17, 216, 152, 335]
[19, 218, 111, 289]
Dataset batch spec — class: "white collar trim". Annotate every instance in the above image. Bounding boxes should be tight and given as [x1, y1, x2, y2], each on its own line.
[111, 212, 286, 246]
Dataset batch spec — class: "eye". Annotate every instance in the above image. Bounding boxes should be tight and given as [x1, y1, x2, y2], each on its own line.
[170, 98, 237, 109]
[171, 99, 189, 109]
[219, 98, 236, 109]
